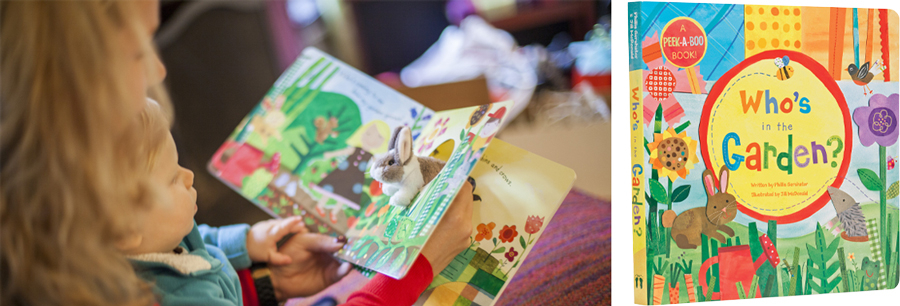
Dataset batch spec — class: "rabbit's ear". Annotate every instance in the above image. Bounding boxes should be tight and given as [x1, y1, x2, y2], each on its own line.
[703, 170, 716, 196]
[398, 127, 413, 164]
[719, 166, 729, 194]
[388, 126, 403, 151]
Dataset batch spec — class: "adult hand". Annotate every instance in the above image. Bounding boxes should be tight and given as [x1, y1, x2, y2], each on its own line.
[246, 216, 306, 265]
[268, 232, 352, 301]
[419, 181, 474, 276]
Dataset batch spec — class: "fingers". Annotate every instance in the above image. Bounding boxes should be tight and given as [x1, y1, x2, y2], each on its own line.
[268, 251, 293, 266]
[272, 216, 306, 237]
[296, 233, 347, 253]
[331, 262, 352, 283]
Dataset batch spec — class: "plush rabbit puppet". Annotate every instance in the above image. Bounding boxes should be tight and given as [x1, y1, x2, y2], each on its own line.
[369, 126, 446, 207]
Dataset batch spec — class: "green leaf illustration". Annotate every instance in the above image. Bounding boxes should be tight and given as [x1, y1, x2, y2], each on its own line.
[645, 191, 657, 206]
[492, 247, 507, 254]
[520, 236, 527, 250]
[649, 180, 669, 204]
[858, 168, 884, 191]
[887, 181, 899, 199]
[671, 185, 691, 203]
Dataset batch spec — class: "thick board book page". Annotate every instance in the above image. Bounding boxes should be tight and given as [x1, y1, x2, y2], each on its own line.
[413, 138, 576, 306]
[335, 101, 513, 279]
[208, 47, 435, 237]
[630, 2, 900, 303]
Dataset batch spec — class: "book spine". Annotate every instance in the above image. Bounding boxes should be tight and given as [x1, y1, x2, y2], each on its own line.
[629, 2, 649, 305]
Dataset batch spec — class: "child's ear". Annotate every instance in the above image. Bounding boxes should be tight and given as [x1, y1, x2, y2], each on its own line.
[115, 233, 143, 254]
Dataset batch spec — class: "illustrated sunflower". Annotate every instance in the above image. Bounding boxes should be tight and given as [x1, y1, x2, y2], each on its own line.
[647, 127, 699, 180]
[466, 104, 492, 129]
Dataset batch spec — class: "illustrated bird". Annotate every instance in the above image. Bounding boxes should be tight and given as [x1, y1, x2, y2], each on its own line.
[847, 59, 884, 96]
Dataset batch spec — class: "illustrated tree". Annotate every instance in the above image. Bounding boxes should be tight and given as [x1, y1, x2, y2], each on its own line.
[285, 91, 361, 173]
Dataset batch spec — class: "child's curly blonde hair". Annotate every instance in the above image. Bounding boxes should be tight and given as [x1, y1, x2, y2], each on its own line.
[137, 99, 172, 174]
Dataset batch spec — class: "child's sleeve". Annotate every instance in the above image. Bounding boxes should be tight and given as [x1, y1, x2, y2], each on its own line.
[197, 223, 252, 270]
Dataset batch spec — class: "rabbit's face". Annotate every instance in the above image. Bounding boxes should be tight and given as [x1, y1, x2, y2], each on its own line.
[369, 151, 405, 184]
[706, 193, 738, 225]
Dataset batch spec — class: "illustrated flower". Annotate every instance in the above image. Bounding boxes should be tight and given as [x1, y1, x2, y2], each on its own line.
[853, 93, 900, 147]
[498, 225, 518, 243]
[647, 127, 699, 180]
[465, 104, 491, 129]
[418, 117, 450, 154]
[475, 222, 496, 241]
[848, 252, 856, 261]
[524, 215, 545, 234]
[505, 247, 519, 262]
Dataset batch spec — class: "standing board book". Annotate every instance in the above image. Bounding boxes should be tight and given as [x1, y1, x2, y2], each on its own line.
[629, 2, 900, 304]
[208, 47, 575, 304]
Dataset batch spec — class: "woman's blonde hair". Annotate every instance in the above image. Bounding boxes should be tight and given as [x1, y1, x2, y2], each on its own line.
[1, 1, 171, 305]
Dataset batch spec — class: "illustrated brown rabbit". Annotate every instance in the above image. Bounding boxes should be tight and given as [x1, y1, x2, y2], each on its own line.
[369, 126, 446, 207]
[662, 165, 737, 249]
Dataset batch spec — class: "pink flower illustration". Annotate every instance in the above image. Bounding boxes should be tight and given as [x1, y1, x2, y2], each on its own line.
[524, 215, 545, 234]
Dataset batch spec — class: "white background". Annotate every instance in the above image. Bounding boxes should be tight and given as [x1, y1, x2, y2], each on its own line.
[610, 0, 900, 305]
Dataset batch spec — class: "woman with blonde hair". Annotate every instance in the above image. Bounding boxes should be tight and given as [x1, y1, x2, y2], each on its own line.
[1, 1, 169, 305]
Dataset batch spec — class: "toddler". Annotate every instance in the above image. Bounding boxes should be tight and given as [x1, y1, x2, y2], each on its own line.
[117, 100, 305, 305]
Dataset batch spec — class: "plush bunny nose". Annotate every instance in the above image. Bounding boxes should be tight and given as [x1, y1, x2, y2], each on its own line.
[722, 207, 727, 213]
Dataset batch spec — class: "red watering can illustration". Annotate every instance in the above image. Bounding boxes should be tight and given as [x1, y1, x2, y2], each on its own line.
[698, 234, 781, 300]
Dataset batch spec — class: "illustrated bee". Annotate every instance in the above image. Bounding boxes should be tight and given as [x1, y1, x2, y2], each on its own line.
[774, 56, 793, 80]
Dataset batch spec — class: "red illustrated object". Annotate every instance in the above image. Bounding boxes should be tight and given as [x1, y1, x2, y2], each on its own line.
[698, 234, 781, 300]
[209, 142, 265, 187]
[645, 67, 676, 100]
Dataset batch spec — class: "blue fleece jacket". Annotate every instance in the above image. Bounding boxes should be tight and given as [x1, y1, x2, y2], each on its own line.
[129, 222, 251, 306]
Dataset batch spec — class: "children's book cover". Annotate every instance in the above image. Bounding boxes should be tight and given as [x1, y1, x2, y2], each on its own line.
[412, 139, 576, 306]
[209, 47, 572, 284]
[629, 2, 900, 303]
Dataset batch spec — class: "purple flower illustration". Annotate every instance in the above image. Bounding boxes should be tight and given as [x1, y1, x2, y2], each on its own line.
[853, 94, 900, 147]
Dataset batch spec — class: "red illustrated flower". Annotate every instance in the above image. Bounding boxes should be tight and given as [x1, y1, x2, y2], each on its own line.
[369, 180, 382, 197]
[498, 225, 518, 243]
[505, 247, 518, 262]
[475, 222, 496, 241]
[524, 215, 545, 234]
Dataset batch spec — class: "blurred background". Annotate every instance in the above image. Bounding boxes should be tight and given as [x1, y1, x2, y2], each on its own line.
[157, 0, 611, 304]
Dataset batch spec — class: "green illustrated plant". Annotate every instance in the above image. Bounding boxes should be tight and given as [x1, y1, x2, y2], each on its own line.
[806, 223, 842, 294]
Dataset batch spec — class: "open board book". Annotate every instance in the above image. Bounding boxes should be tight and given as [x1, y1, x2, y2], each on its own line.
[207, 47, 575, 306]
[629, 2, 900, 304]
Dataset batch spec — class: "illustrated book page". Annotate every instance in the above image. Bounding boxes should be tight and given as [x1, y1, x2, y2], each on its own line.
[335, 101, 514, 279]
[208, 47, 435, 237]
[413, 138, 576, 306]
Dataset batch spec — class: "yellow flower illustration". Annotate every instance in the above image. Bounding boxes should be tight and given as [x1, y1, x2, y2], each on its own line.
[466, 104, 491, 129]
[647, 127, 699, 180]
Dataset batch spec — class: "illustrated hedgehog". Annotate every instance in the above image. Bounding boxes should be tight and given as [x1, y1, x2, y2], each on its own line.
[824, 186, 869, 241]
